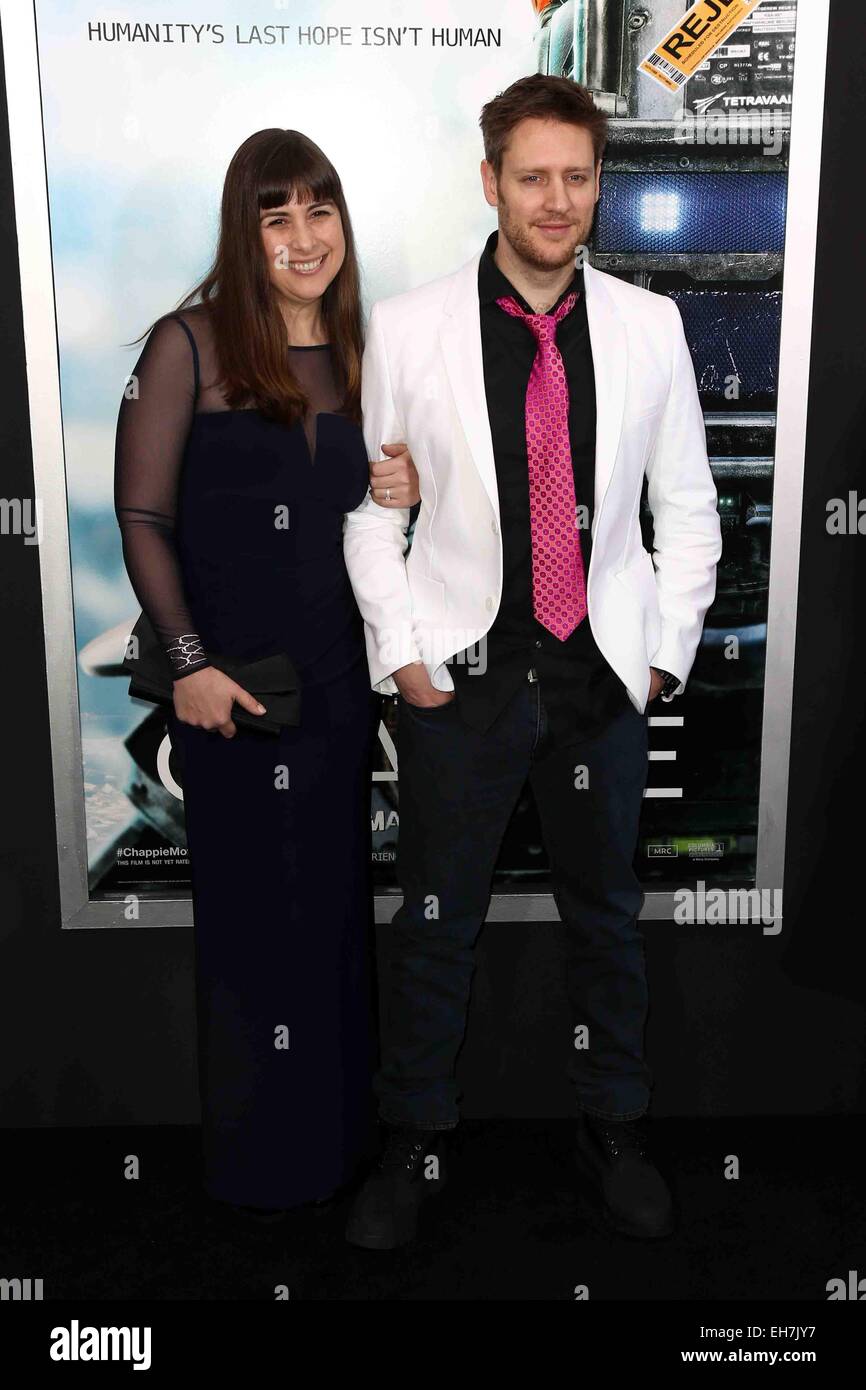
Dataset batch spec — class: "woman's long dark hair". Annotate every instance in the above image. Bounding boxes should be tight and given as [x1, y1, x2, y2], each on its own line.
[168, 128, 363, 427]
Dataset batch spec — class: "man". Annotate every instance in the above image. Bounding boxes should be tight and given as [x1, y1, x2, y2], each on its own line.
[343, 74, 722, 1249]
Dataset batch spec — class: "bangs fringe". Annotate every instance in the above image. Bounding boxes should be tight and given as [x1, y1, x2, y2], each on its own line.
[257, 136, 339, 211]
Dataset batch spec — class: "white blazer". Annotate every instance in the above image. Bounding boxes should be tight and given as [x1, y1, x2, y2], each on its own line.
[343, 249, 723, 714]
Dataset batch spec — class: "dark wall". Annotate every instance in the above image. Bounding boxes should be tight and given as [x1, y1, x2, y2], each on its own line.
[1, 5, 863, 1127]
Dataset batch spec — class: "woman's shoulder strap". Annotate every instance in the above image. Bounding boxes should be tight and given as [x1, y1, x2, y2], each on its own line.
[165, 312, 201, 399]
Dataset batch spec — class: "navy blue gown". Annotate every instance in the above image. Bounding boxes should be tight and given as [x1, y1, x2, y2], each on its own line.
[115, 306, 380, 1208]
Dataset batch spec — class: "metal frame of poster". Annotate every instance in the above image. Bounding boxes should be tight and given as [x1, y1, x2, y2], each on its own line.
[1, 0, 828, 928]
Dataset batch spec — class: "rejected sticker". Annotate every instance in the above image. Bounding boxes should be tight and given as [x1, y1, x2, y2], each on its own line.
[639, 0, 768, 93]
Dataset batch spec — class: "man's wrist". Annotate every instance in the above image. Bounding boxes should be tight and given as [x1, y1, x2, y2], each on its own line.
[393, 660, 432, 697]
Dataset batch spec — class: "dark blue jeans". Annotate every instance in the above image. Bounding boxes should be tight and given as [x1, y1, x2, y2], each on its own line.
[375, 676, 652, 1129]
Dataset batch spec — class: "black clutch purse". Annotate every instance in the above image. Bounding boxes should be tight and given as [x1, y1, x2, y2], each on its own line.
[122, 611, 301, 734]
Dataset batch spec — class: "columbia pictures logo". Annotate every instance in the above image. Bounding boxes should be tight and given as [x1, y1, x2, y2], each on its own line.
[688, 841, 725, 861]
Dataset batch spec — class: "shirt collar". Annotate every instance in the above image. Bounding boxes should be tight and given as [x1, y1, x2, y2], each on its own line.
[478, 228, 584, 313]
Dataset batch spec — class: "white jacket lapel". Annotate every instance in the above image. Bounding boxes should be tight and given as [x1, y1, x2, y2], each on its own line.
[584, 259, 627, 518]
[438, 253, 500, 518]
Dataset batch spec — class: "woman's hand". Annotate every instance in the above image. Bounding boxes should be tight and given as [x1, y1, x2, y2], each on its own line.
[173, 665, 267, 739]
[368, 441, 420, 508]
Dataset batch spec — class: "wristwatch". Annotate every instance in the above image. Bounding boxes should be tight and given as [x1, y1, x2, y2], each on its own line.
[652, 667, 681, 702]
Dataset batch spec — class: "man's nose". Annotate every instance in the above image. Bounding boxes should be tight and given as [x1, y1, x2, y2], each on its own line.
[543, 180, 574, 209]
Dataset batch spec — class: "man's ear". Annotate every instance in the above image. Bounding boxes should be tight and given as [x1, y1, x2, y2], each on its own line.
[480, 159, 498, 209]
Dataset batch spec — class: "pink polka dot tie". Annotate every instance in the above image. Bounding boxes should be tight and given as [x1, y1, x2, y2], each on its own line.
[496, 291, 587, 641]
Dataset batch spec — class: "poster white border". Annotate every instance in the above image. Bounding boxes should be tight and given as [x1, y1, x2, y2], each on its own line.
[1, 0, 830, 928]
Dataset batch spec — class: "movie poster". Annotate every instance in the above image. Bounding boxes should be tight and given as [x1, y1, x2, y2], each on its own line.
[27, 0, 798, 913]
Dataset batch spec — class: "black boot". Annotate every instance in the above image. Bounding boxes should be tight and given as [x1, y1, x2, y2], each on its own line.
[345, 1124, 448, 1250]
[574, 1112, 675, 1239]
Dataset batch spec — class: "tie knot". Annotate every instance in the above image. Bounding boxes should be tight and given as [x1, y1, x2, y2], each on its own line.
[496, 291, 578, 340]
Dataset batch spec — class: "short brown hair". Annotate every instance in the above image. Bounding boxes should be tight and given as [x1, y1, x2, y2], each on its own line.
[479, 74, 608, 178]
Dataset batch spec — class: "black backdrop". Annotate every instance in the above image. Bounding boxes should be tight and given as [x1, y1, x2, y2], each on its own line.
[1, 3, 864, 1127]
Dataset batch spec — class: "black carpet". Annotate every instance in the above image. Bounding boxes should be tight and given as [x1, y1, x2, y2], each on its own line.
[1, 1119, 863, 1302]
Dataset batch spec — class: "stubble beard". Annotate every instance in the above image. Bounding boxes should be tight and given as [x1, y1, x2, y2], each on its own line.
[497, 193, 594, 273]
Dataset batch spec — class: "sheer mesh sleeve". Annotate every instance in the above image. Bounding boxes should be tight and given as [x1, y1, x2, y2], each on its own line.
[114, 315, 211, 680]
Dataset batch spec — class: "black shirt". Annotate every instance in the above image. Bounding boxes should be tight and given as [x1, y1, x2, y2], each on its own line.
[447, 230, 631, 743]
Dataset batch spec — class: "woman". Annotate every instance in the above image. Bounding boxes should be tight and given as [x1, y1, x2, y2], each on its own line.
[114, 129, 419, 1215]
